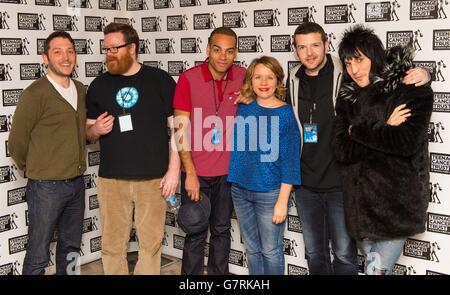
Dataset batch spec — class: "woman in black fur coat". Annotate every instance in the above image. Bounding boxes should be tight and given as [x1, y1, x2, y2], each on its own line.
[333, 25, 433, 275]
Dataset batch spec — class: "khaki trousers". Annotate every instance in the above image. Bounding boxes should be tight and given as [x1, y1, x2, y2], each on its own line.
[98, 177, 166, 275]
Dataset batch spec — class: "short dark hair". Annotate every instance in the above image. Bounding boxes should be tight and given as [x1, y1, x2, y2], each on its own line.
[293, 22, 327, 46]
[104, 23, 140, 56]
[208, 27, 237, 46]
[44, 31, 75, 55]
[338, 25, 386, 83]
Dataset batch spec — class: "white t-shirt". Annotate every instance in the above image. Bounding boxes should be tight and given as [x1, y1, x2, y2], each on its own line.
[46, 75, 78, 111]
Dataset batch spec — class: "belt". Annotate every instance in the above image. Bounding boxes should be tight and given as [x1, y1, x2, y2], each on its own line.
[63, 175, 81, 182]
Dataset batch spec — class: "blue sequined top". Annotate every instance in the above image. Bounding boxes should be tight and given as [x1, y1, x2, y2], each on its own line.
[227, 100, 301, 192]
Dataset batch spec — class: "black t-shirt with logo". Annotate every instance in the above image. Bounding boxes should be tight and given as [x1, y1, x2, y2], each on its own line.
[86, 65, 176, 179]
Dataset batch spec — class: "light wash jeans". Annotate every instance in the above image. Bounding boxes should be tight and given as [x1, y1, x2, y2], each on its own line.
[231, 184, 287, 275]
[359, 238, 407, 275]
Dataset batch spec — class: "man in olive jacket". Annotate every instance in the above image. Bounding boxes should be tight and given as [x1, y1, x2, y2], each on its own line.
[8, 31, 86, 275]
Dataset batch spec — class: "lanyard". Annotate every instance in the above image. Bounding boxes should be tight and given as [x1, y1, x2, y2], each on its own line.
[309, 102, 316, 124]
[303, 79, 316, 124]
[211, 79, 229, 116]
[119, 87, 132, 115]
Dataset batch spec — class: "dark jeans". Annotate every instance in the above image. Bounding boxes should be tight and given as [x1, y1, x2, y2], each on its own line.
[295, 187, 358, 275]
[22, 177, 85, 275]
[180, 172, 233, 275]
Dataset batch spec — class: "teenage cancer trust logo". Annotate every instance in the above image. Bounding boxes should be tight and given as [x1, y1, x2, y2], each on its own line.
[115, 87, 139, 108]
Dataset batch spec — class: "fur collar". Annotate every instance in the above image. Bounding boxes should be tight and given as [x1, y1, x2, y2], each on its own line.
[339, 45, 415, 103]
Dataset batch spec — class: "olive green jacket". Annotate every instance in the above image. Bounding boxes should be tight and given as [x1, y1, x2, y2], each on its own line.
[8, 76, 86, 180]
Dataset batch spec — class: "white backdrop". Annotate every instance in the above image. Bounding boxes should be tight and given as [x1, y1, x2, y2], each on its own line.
[0, 0, 449, 275]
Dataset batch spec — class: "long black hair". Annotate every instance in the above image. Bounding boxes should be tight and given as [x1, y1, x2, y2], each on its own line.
[338, 25, 386, 84]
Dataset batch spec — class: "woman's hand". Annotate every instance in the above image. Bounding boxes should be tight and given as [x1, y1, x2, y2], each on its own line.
[272, 199, 288, 224]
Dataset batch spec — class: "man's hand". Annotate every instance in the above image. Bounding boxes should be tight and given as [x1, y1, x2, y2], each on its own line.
[402, 67, 430, 87]
[234, 92, 254, 105]
[387, 104, 411, 126]
[185, 173, 200, 201]
[93, 112, 114, 135]
[160, 169, 179, 198]
[86, 112, 114, 143]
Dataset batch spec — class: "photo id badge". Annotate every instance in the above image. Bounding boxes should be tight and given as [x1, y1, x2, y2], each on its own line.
[118, 114, 133, 133]
[211, 126, 221, 144]
[304, 123, 318, 143]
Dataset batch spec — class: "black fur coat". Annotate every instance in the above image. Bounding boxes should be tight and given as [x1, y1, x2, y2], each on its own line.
[333, 46, 434, 240]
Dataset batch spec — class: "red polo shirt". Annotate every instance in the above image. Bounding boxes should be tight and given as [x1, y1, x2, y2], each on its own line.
[173, 61, 246, 176]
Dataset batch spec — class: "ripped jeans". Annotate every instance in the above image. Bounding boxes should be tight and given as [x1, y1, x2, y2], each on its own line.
[359, 238, 406, 275]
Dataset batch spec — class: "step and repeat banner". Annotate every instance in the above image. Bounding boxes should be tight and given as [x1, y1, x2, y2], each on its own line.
[0, 0, 449, 275]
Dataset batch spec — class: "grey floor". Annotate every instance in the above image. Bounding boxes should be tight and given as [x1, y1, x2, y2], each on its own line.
[80, 253, 182, 275]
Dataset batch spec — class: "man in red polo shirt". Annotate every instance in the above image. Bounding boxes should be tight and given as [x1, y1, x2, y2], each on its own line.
[173, 27, 246, 275]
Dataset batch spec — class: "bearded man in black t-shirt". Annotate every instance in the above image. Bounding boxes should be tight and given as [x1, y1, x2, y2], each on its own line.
[86, 23, 180, 275]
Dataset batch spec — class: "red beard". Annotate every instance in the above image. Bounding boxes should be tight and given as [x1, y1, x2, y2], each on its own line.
[106, 53, 134, 75]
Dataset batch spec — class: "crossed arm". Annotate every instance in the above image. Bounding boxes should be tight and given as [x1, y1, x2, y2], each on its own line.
[349, 86, 434, 157]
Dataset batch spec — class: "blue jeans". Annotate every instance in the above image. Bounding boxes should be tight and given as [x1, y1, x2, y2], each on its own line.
[295, 187, 358, 275]
[23, 177, 85, 275]
[231, 184, 287, 275]
[359, 238, 406, 275]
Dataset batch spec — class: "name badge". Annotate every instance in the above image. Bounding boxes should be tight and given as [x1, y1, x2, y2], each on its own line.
[118, 114, 133, 132]
[304, 123, 318, 143]
[211, 127, 221, 144]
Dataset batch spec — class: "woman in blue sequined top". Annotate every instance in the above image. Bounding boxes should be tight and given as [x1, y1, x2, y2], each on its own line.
[228, 56, 301, 275]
